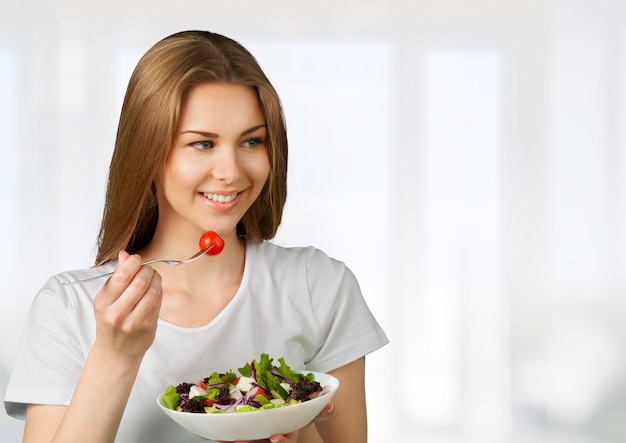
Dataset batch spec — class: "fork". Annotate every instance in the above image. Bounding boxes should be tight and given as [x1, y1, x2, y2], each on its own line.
[62, 245, 214, 285]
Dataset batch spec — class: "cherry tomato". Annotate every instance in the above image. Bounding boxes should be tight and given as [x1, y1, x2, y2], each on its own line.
[199, 231, 225, 256]
[249, 386, 267, 399]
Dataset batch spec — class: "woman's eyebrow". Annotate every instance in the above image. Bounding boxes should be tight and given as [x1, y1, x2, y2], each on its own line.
[180, 124, 266, 138]
[179, 130, 218, 137]
[241, 124, 267, 136]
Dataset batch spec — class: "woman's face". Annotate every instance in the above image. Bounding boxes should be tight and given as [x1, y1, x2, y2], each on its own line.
[155, 82, 270, 240]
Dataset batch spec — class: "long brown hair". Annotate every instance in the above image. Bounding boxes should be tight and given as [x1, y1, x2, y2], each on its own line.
[95, 31, 288, 265]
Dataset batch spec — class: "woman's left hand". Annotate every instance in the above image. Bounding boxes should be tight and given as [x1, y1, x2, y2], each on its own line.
[214, 401, 337, 443]
[213, 431, 297, 443]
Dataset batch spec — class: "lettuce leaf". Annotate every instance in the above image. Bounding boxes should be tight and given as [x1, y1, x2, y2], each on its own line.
[276, 357, 300, 382]
[163, 385, 180, 410]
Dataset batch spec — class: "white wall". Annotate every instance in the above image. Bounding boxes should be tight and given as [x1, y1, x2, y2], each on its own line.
[1, 1, 626, 442]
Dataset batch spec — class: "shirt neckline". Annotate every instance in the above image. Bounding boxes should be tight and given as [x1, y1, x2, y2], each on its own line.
[157, 240, 254, 332]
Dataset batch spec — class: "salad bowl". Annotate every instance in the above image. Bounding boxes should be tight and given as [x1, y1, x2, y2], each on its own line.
[156, 371, 339, 441]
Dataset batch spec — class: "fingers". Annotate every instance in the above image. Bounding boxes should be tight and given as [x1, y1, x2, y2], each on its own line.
[214, 436, 294, 443]
[98, 252, 162, 316]
[269, 436, 293, 443]
[268, 428, 299, 442]
[95, 251, 143, 306]
[123, 266, 162, 321]
[314, 401, 338, 422]
[265, 404, 337, 443]
[214, 440, 273, 443]
[93, 251, 163, 357]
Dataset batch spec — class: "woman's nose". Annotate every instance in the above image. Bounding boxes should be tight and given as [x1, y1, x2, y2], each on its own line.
[211, 146, 242, 183]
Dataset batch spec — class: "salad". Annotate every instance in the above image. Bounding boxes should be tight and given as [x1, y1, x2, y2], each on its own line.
[162, 354, 326, 414]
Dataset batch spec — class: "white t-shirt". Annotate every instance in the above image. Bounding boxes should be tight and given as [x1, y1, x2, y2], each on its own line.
[4, 241, 388, 442]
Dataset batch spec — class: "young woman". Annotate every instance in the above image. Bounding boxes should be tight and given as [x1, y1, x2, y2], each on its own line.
[4, 31, 388, 443]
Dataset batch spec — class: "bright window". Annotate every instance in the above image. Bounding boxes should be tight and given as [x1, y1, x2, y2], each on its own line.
[0, 49, 18, 304]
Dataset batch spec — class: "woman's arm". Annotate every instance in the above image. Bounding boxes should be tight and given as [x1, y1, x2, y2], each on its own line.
[271, 357, 367, 443]
[23, 252, 162, 443]
[23, 348, 142, 442]
[314, 357, 367, 442]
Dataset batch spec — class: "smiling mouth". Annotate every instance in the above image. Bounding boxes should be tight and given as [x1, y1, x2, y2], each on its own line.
[202, 192, 238, 203]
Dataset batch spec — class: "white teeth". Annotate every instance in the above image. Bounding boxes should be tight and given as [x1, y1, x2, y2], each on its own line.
[203, 192, 237, 203]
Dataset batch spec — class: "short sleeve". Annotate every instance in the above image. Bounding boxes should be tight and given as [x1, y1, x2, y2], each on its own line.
[4, 276, 92, 419]
[304, 248, 388, 372]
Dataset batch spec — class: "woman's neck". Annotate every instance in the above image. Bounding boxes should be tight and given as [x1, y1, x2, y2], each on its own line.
[141, 234, 247, 328]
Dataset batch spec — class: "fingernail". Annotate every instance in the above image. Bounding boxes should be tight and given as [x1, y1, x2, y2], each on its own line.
[270, 438, 280, 443]
[326, 402, 335, 414]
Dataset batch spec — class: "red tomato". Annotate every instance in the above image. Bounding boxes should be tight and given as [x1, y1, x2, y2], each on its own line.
[205, 399, 217, 407]
[249, 386, 267, 398]
[199, 231, 224, 256]
[197, 381, 208, 391]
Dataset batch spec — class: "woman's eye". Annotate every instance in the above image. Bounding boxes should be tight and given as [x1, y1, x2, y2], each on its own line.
[191, 141, 213, 150]
[242, 137, 265, 148]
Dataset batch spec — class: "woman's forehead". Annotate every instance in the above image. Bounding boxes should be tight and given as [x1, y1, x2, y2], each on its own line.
[177, 83, 265, 134]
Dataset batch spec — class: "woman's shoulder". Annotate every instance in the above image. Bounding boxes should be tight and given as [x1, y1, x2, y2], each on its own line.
[248, 241, 351, 281]
[55, 262, 116, 286]
[250, 240, 342, 265]
[19, 263, 116, 333]
[35, 262, 118, 304]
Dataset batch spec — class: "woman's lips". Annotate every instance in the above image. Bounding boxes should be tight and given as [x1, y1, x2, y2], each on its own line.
[199, 191, 244, 211]
[202, 191, 238, 203]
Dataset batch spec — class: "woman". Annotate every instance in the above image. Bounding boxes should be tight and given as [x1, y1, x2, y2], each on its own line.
[4, 31, 388, 443]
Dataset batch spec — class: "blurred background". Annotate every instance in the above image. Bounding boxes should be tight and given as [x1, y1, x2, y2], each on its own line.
[1, 0, 626, 442]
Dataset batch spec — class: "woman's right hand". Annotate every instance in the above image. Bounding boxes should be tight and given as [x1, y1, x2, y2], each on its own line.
[92, 251, 163, 361]
[22, 252, 164, 443]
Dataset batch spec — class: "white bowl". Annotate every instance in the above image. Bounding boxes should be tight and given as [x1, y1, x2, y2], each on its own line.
[156, 371, 339, 441]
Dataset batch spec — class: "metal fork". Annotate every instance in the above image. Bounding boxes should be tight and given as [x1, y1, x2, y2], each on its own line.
[62, 245, 213, 285]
